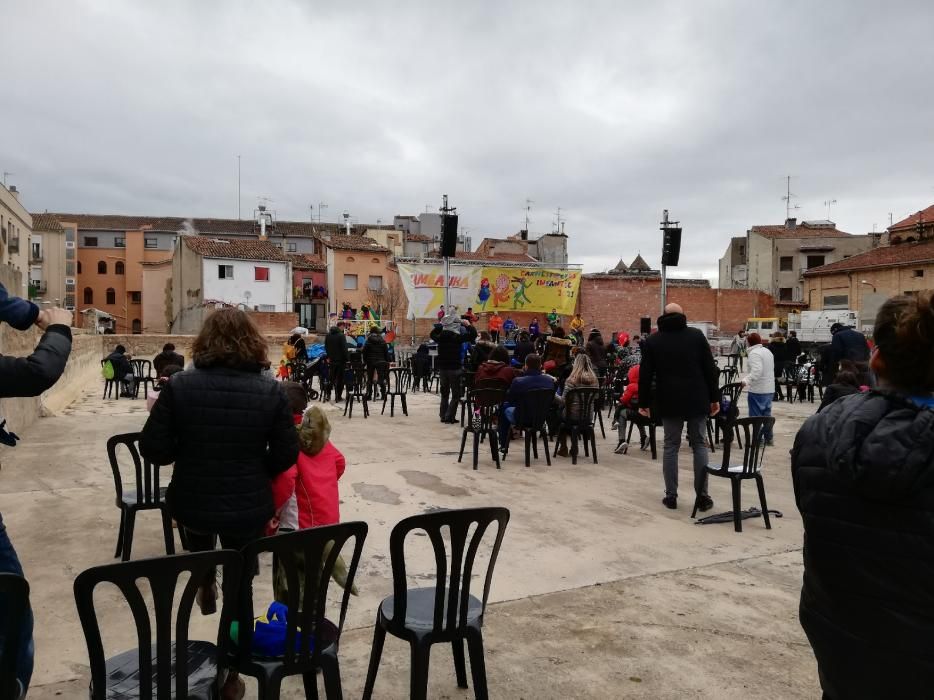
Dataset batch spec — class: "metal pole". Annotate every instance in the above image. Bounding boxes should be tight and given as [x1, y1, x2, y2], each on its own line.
[237, 155, 241, 220]
[442, 194, 451, 310]
[660, 209, 668, 315]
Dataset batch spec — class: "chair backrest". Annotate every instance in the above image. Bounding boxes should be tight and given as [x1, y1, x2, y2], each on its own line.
[719, 367, 738, 385]
[130, 359, 152, 380]
[461, 370, 476, 393]
[473, 377, 506, 392]
[721, 382, 744, 405]
[74, 551, 241, 700]
[0, 573, 29, 700]
[107, 433, 163, 506]
[388, 507, 509, 635]
[350, 366, 368, 393]
[513, 387, 556, 429]
[386, 367, 409, 393]
[469, 387, 505, 430]
[237, 522, 367, 672]
[562, 386, 599, 426]
[717, 416, 775, 475]
[725, 353, 740, 369]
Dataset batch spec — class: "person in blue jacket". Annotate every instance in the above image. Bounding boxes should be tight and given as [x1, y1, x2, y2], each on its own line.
[0, 283, 73, 697]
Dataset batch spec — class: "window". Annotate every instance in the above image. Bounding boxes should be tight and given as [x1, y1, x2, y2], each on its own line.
[914, 269, 924, 278]
[9, 228, 19, 254]
[144, 237, 157, 249]
[77, 261, 82, 274]
[371, 257, 380, 264]
[779, 287, 793, 301]
[218, 265, 234, 279]
[779, 256, 793, 271]
[115, 261, 125, 275]
[824, 294, 848, 309]
[65, 247, 75, 261]
[738, 245, 745, 257]
[760, 321, 774, 331]
[368, 275, 383, 290]
[343, 274, 358, 290]
[65, 227, 75, 243]
[105, 288, 116, 305]
[346, 256, 355, 263]
[83, 287, 93, 304]
[97, 261, 107, 274]
[257, 304, 275, 312]
[287, 242, 297, 252]
[84, 237, 98, 247]
[64, 294, 75, 309]
[65, 278, 75, 290]
[131, 319, 141, 334]
[31, 242, 41, 259]
[254, 266, 270, 281]
[114, 236, 126, 248]
[130, 291, 141, 304]
[806, 255, 826, 269]
[66, 261, 75, 276]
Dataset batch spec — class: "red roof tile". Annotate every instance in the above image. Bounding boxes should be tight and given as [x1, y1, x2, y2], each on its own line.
[750, 222, 855, 239]
[289, 253, 327, 271]
[453, 251, 538, 263]
[319, 234, 389, 252]
[804, 239, 934, 275]
[889, 204, 934, 232]
[404, 232, 434, 242]
[31, 213, 64, 232]
[182, 237, 289, 262]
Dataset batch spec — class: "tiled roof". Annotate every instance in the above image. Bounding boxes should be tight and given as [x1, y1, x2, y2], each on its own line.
[749, 222, 854, 239]
[31, 213, 64, 232]
[454, 251, 538, 263]
[612, 259, 629, 272]
[628, 254, 652, 272]
[182, 237, 289, 262]
[288, 253, 327, 271]
[404, 232, 434, 242]
[319, 234, 389, 252]
[889, 204, 934, 232]
[804, 239, 934, 275]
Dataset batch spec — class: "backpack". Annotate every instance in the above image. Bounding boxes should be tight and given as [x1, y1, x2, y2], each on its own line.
[101, 360, 115, 380]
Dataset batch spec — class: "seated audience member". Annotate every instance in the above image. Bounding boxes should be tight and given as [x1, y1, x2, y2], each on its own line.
[555, 353, 600, 457]
[613, 363, 643, 454]
[497, 354, 555, 454]
[512, 331, 535, 367]
[147, 364, 183, 412]
[105, 344, 136, 397]
[542, 326, 573, 377]
[475, 346, 518, 387]
[471, 331, 496, 370]
[816, 370, 861, 412]
[153, 342, 184, 374]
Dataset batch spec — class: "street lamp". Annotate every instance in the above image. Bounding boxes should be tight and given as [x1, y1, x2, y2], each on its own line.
[860, 279, 876, 293]
[859, 280, 877, 332]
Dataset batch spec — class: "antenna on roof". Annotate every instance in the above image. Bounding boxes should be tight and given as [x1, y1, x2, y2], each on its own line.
[782, 175, 800, 220]
[524, 198, 534, 231]
[553, 206, 565, 234]
[824, 198, 837, 220]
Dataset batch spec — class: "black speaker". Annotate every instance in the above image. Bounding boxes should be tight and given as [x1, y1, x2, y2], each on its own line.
[440, 214, 459, 257]
[661, 226, 682, 266]
[640, 317, 652, 335]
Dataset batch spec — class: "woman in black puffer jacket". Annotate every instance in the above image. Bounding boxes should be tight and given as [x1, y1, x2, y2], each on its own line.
[141, 308, 298, 612]
[792, 292, 934, 699]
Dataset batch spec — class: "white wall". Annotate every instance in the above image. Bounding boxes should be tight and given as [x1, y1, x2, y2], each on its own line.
[201, 258, 291, 311]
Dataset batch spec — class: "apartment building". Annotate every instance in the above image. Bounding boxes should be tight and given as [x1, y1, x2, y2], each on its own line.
[0, 184, 32, 299]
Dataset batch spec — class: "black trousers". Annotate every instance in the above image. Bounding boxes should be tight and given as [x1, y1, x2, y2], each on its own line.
[366, 362, 388, 399]
[439, 369, 462, 420]
[183, 526, 262, 586]
[329, 362, 346, 399]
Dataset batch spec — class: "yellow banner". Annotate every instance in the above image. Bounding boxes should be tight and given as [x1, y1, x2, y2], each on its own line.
[477, 267, 581, 315]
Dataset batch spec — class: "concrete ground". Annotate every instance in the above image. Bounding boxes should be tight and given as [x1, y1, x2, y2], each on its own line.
[0, 377, 821, 699]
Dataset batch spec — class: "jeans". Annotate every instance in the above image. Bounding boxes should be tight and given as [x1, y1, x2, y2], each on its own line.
[0, 514, 32, 694]
[661, 415, 709, 499]
[747, 392, 774, 442]
[439, 369, 462, 421]
[498, 404, 516, 449]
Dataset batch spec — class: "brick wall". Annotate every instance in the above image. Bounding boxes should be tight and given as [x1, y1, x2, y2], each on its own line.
[247, 311, 299, 334]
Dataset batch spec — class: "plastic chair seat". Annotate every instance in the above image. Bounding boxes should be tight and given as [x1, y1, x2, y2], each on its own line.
[101, 641, 219, 699]
[379, 588, 483, 631]
[119, 487, 167, 508]
[709, 463, 761, 475]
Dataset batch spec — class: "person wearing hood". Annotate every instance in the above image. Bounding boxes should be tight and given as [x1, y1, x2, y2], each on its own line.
[585, 329, 608, 371]
[792, 292, 934, 699]
[542, 326, 573, 377]
[430, 314, 477, 423]
[362, 325, 389, 400]
[475, 345, 518, 386]
[324, 325, 350, 402]
[816, 369, 860, 412]
[411, 343, 432, 392]
[639, 303, 719, 511]
[470, 331, 496, 370]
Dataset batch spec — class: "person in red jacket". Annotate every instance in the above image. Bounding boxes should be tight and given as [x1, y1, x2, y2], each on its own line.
[474, 346, 518, 387]
[613, 364, 643, 454]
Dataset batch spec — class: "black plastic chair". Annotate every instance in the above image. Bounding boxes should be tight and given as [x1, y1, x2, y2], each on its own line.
[692, 417, 775, 532]
[362, 507, 510, 700]
[458, 371, 477, 427]
[707, 382, 744, 453]
[0, 573, 29, 700]
[458, 387, 505, 470]
[512, 387, 556, 467]
[554, 387, 599, 465]
[101, 359, 120, 400]
[381, 367, 410, 417]
[130, 359, 156, 400]
[626, 409, 658, 459]
[73, 551, 242, 700]
[725, 353, 740, 369]
[232, 523, 367, 699]
[343, 367, 369, 419]
[719, 367, 738, 386]
[107, 433, 176, 561]
[777, 364, 799, 404]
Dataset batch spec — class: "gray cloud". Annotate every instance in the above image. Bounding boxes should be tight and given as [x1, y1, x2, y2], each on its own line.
[2, 0, 933, 279]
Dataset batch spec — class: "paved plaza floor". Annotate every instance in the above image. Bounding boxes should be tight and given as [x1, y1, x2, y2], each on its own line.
[1, 377, 821, 698]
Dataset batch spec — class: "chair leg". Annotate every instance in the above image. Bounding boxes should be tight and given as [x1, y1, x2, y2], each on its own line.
[453, 638, 468, 688]
[596, 410, 606, 439]
[114, 509, 125, 559]
[402, 394, 408, 416]
[409, 639, 432, 700]
[570, 428, 579, 465]
[362, 621, 387, 700]
[707, 419, 716, 454]
[531, 431, 538, 459]
[525, 431, 532, 467]
[490, 430, 501, 469]
[472, 432, 480, 470]
[381, 397, 387, 415]
[755, 474, 771, 529]
[466, 628, 489, 700]
[122, 509, 136, 561]
[731, 478, 743, 533]
[691, 496, 700, 519]
[591, 430, 598, 464]
[302, 671, 320, 700]
[650, 425, 658, 460]
[322, 657, 342, 699]
[541, 430, 551, 466]
[458, 429, 469, 463]
[160, 508, 175, 555]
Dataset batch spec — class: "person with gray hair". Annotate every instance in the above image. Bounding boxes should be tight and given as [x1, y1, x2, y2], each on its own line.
[639, 303, 720, 511]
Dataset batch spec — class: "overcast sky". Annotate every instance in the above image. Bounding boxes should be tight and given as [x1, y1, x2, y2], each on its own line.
[2, 1, 933, 280]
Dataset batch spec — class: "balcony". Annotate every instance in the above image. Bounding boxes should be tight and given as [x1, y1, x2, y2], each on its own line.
[294, 284, 328, 301]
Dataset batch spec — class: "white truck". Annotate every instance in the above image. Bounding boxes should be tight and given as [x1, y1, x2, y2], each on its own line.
[787, 310, 859, 344]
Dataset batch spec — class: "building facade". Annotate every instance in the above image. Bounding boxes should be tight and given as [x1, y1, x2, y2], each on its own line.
[29, 213, 71, 308]
[321, 233, 391, 317]
[0, 184, 32, 300]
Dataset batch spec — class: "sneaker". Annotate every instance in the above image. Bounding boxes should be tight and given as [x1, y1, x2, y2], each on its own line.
[662, 495, 677, 509]
[611, 421, 619, 430]
[614, 441, 629, 455]
[697, 495, 714, 512]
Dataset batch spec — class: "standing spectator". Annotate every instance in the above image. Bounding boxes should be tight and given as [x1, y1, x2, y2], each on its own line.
[324, 325, 349, 402]
[585, 329, 608, 371]
[0, 288, 72, 698]
[141, 309, 299, 617]
[830, 322, 871, 384]
[767, 332, 790, 400]
[512, 331, 535, 367]
[785, 330, 802, 363]
[463, 307, 479, 324]
[153, 342, 184, 374]
[529, 318, 541, 340]
[436, 305, 446, 321]
[105, 343, 136, 397]
[430, 314, 477, 423]
[740, 332, 776, 445]
[730, 329, 748, 370]
[502, 316, 517, 339]
[362, 325, 389, 400]
[639, 303, 719, 511]
[791, 292, 934, 699]
[488, 311, 503, 343]
[547, 308, 559, 331]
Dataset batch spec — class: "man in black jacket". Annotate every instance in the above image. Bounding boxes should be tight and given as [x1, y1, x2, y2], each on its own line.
[0, 286, 72, 697]
[430, 314, 477, 423]
[829, 322, 870, 373]
[639, 303, 719, 511]
[324, 325, 349, 401]
[153, 342, 184, 375]
[362, 325, 389, 399]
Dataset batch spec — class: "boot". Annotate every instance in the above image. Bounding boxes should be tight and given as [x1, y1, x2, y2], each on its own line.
[556, 434, 569, 458]
[196, 582, 218, 615]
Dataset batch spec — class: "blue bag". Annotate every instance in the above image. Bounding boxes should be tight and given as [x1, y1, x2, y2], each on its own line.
[307, 343, 326, 360]
[230, 602, 315, 657]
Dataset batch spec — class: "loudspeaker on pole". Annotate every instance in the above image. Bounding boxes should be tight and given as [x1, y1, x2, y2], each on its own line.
[661, 227, 682, 266]
[440, 214, 459, 258]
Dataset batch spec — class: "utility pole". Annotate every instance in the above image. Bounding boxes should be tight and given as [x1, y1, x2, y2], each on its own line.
[659, 209, 681, 315]
[237, 156, 241, 220]
[318, 203, 328, 223]
[440, 194, 457, 309]
[525, 198, 533, 231]
[660, 210, 669, 314]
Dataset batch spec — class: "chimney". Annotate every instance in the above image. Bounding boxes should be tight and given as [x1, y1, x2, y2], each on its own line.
[8, 186, 19, 201]
[257, 204, 268, 240]
[519, 229, 528, 241]
[785, 217, 797, 229]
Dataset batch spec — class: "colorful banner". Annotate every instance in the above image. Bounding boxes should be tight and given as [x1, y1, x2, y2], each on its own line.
[397, 263, 581, 318]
